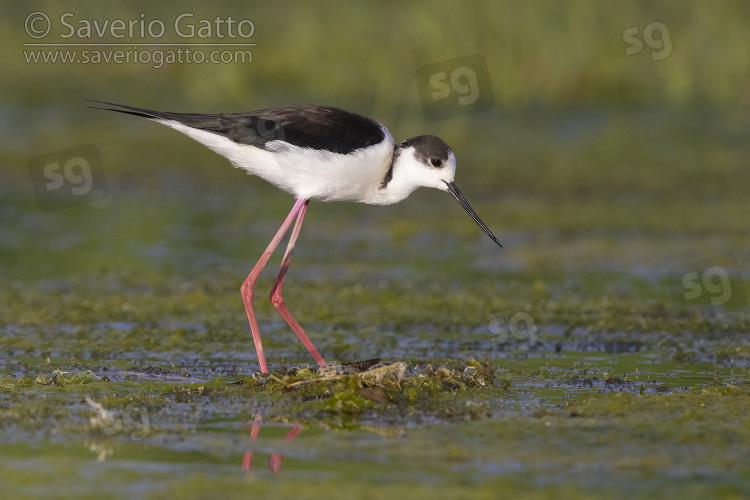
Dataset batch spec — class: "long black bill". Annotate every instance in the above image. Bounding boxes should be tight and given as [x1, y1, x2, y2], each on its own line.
[445, 181, 502, 248]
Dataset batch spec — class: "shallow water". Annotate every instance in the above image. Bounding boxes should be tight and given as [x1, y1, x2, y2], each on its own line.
[2, 104, 750, 498]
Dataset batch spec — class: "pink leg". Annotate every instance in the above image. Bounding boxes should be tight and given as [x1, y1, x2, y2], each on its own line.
[242, 413, 263, 471]
[241, 198, 308, 373]
[269, 426, 302, 473]
[269, 200, 327, 367]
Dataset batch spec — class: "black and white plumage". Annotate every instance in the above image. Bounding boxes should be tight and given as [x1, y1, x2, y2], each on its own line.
[91, 100, 501, 372]
[89, 101, 500, 221]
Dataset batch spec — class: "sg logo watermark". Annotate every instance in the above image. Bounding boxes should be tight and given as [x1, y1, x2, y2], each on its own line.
[415, 54, 494, 121]
[668, 254, 747, 310]
[488, 312, 539, 349]
[28, 144, 107, 212]
[622, 21, 673, 61]
[86, 397, 152, 441]
[231, 116, 286, 144]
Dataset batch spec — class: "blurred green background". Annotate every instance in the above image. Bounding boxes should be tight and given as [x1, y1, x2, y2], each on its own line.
[1, 0, 749, 283]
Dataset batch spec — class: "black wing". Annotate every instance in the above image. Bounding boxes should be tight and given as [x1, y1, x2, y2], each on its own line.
[87, 100, 386, 155]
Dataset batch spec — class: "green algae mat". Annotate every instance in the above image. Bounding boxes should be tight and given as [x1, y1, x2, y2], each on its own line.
[2, 164, 748, 498]
[3, 2, 750, 498]
[1, 274, 749, 499]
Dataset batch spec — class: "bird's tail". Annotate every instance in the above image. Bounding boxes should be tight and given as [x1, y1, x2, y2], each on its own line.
[86, 99, 172, 120]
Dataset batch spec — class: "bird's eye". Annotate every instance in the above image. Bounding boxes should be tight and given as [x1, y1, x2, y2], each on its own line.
[430, 157, 442, 167]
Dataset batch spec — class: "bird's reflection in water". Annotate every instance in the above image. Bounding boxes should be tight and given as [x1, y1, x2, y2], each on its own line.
[242, 414, 302, 473]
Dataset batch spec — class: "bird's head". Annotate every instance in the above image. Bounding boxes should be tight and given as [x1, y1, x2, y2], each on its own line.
[396, 135, 456, 189]
[396, 135, 502, 248]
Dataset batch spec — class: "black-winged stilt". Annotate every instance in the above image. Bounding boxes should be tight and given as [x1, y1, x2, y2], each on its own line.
[90, 100, 501, 373]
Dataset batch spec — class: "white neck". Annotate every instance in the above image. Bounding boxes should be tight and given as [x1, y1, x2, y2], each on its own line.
[364, 149, 421, 205]
[366, 147, 454, 205]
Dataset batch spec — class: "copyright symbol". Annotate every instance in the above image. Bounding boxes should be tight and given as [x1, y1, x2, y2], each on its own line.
[25, 12, 51, 39]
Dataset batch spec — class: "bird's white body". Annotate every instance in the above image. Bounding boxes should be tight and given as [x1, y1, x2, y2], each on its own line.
[156, 119, 456, 205]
